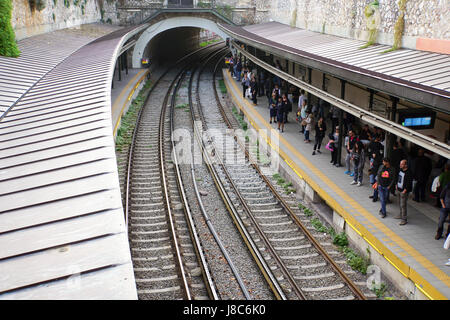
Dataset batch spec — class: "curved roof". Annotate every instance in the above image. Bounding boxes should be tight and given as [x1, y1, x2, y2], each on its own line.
[219, 22, 450, 112]
[0, 24, 145, 299]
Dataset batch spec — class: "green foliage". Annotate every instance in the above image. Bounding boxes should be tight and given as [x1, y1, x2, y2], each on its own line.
[215, 4, 233, 20]
[0, 0, 20, 58]
[342, 246, 370, 274]
[64, 0, 70, 8]
[332, 231, 349, 247]
[308, 211, 369, 274]
[218, 79, 227, 94]
[371, 282, 387, 298]
[231, 105, 248, 131]
[382, 0, 408, 53]
[53, 0, 57, 6]
[360, 0, 380, 49]
[115, 80, 152, 152]
[197, 1, 211, 8]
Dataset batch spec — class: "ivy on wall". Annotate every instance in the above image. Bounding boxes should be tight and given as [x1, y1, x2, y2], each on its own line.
[0, 0, 20, 57]
[360, 0, 380, 49]
[382, 0, 408, 53]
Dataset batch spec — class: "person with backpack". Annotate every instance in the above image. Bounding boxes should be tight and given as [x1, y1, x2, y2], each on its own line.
[374, 158, 396, 218]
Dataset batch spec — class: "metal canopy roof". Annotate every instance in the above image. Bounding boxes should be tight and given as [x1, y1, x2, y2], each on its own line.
[0, 24, 146, 299]
[0, 24, 121, 120]
[219, 22, 450, 113]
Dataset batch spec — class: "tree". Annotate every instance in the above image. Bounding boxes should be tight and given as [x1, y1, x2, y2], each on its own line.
[0, 0, 20, 58]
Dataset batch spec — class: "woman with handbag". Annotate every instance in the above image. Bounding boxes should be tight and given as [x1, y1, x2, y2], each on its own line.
[327, 126, 340, 166]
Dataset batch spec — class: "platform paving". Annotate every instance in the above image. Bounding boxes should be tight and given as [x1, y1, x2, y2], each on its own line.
[223, 69, 450, 299]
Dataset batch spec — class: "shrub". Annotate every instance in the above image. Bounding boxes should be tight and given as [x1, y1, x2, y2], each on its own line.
[0, 0, 20, 58]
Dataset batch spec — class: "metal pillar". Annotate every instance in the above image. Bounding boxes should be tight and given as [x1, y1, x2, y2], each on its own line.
[336, 79, 346, 167]
[386, 96, 398, 160]
[307, 67, 312, 109]
[369, 89, 374, 112]
[118, 56, 122, 81]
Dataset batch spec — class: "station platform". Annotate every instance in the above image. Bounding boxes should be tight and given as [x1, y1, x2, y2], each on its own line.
[111, 68, 149, 138]
[223, 69, 450, 300]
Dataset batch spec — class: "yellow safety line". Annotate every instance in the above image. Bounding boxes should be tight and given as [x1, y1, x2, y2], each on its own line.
[224, 70, 449, 300]
[113, 69, 149, 136]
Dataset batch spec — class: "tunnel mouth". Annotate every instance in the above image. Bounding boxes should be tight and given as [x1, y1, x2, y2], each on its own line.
[141, 27, 221, 69]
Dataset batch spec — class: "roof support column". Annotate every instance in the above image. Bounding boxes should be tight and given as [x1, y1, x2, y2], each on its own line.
[337, 79, 346, 167]
[369, 89, 374, 112]
[118, 56, 122, 81]
[386, 96, 399, 160]
[307, 67, 312, 111]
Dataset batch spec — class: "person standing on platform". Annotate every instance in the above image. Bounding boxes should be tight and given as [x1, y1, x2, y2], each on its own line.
[235, 59, 242, 81]
[276, 96, 285, 132]
[390, 141, 407, 196]
[413, 148, 432, 202]
[299, 99, 308, 134]
[328, 126, 340, 166]
[312, 117, 327, 155]
[350, 141, 365, 186]
[241, 73, 249, 99]
[304, 112, 314, 143]
[375, 157, 396, 218]
[344, 129, 360, 176]
[395, 159, 413, 225]
[435, 182, 450, 240]
[272, 84, 281, 100]
[436, 164, 450, 207]
[269, 94, 277, 124]
[368, 135, 384, 202]
[298, 90, 305, 117]
[250, 75, 258, 105]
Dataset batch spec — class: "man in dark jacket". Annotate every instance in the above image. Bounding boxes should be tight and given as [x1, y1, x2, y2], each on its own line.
[395, 159, 413, 225]
[390, 141, 407, 196]
[435, 182, 450, 240]
[376, 158, 396, 218]
[413, 148, 432, 202]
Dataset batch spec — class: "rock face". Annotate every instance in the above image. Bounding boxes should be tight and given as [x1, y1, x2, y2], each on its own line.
[264, 0, 449, 49]
[12, 0, 448, 48]
[12, 0, 102, 40]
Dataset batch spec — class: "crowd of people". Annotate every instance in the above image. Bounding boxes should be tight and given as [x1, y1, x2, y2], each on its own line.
[227, 56, 449, 242]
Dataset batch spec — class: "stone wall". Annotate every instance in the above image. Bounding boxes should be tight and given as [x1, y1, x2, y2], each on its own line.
[266, 0, 450, 50]
[12, 0, 102, 40]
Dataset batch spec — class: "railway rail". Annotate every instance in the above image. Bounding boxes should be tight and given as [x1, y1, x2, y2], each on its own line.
[191, 52, 368, 300]
[125, 45, 223, 300]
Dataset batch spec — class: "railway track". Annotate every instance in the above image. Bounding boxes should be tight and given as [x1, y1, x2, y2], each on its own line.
[125, 45, 223, 300]
[192, 52, 368, 300]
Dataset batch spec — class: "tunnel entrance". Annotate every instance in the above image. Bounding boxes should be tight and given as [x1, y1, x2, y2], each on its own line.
[132, 16, 228, 68]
